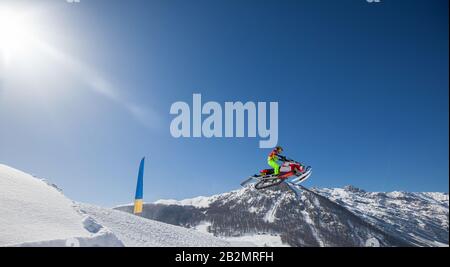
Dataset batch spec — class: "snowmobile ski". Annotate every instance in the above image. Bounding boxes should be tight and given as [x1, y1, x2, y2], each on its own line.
[240, 177, 255, 187]
[291, 167, 312, 184]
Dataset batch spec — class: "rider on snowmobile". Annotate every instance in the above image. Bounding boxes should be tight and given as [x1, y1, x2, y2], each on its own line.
[267, 146, 284, 176]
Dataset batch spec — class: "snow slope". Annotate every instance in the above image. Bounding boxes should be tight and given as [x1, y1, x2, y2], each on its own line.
[0, 164, 122, 247]
[0, 164, 230, 247]
[78, 204, 230, 247]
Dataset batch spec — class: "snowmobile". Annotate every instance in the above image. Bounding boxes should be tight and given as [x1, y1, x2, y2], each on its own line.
[240, 156, 312, 190]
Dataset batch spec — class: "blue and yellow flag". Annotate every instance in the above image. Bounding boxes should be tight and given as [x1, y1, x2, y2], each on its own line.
[133, 157, 145, 214]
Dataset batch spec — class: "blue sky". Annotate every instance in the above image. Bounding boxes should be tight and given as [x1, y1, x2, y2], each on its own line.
[0, 0, 448, 206]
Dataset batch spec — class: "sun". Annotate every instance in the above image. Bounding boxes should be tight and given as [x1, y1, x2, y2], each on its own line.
[0, 8, 36, 60]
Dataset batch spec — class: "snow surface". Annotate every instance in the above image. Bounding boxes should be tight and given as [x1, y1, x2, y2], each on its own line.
[0, 164, 122, 247]
[222, 234, 289, 247]
[263, 194, 285, 223]
[0, 164, 232, 247]
[78, 204, 231, 247]
[192, 221, 289, 247]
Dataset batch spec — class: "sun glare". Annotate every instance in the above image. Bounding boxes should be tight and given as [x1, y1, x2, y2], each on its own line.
[0, 8, 37, 60]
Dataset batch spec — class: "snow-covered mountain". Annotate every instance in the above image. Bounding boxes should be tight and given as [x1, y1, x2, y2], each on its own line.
[317, 186, 448, 247]
[0, 164, 230, 247]
[2, 163, 447, 247]
[116, 184, 449, 247]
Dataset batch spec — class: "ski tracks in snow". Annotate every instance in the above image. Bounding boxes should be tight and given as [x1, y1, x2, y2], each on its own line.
[264, 194, 285, 223]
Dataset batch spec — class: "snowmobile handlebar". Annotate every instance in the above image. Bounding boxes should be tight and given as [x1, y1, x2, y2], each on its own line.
[278, 155, 299, 163]
[278, 155, 291, 162]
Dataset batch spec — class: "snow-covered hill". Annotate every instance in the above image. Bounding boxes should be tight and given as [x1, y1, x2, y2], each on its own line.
[77, 204, 230, 246]
[0, 164, 122, 246]
[0, 164, 229, 247]
[116, 184, 449, 247]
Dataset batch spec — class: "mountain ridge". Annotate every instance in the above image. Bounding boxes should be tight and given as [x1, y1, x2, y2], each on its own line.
[116, 184, 449, 247]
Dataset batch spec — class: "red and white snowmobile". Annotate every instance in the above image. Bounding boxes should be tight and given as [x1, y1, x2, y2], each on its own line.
[241, 156, 312, 190]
